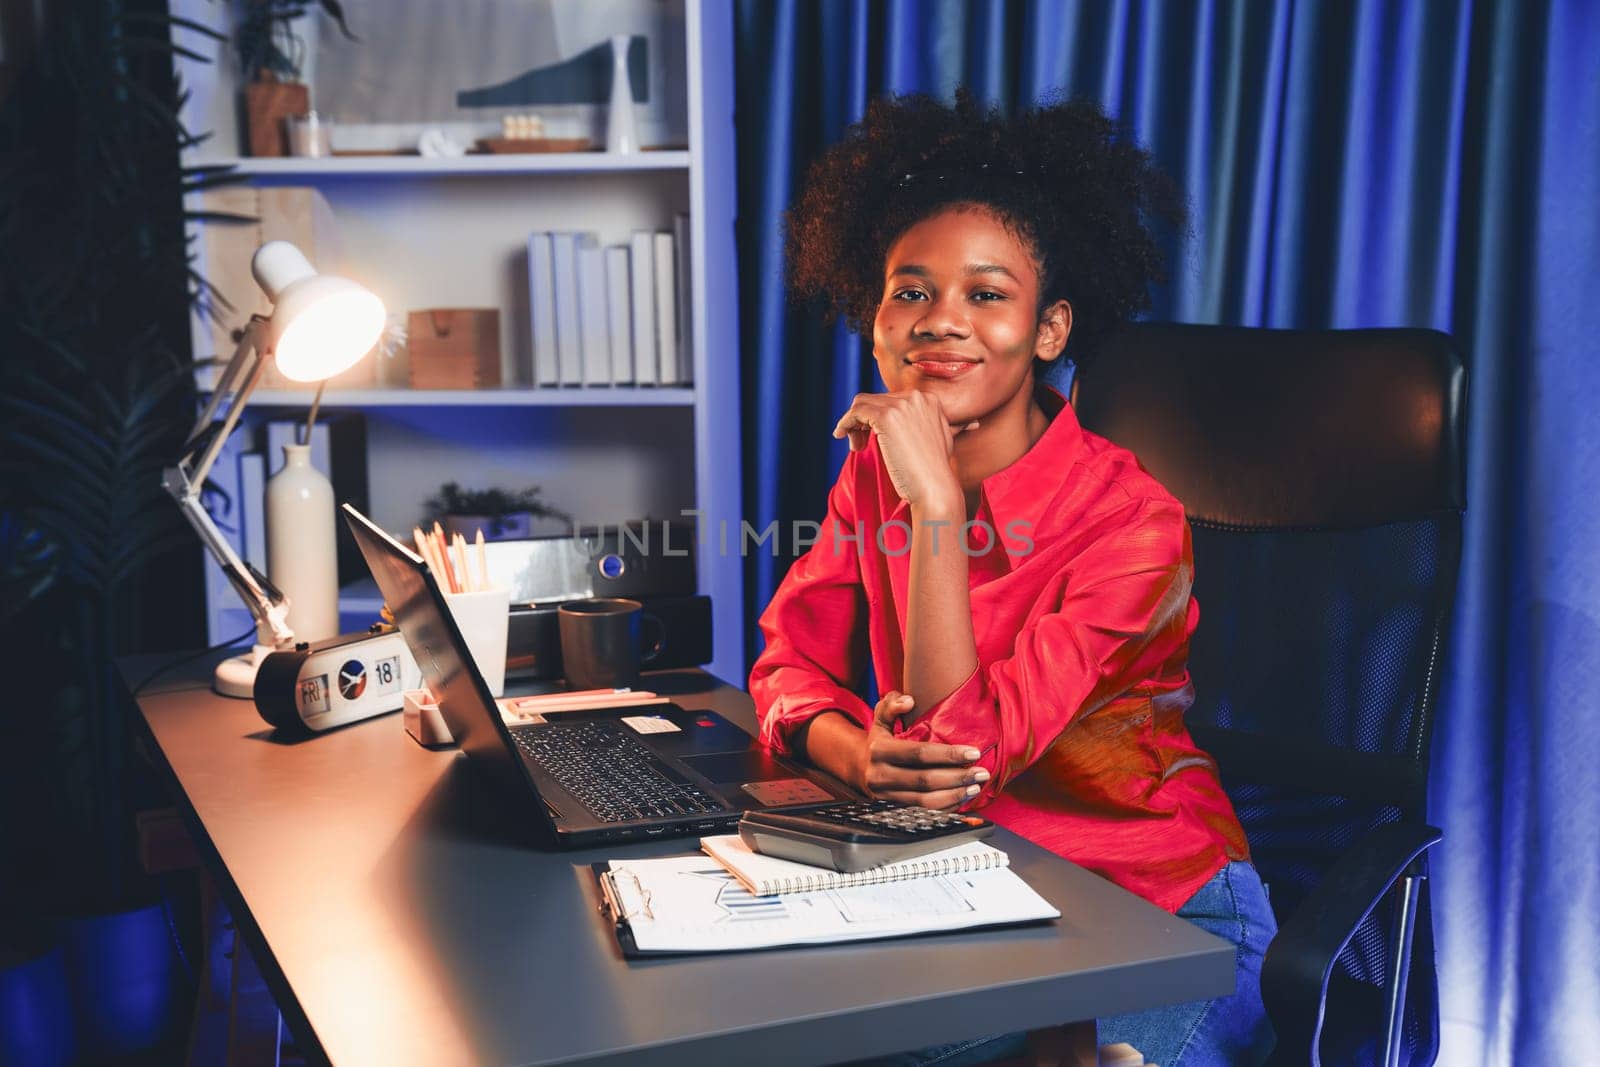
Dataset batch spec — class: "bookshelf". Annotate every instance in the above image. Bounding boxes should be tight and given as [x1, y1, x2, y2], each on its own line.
[171, 0, 745, 683]
[240, 388, 699, 408]
[218, 151, 692, 178]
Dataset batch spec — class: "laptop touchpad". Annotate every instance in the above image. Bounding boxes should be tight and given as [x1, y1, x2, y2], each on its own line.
[680, 750, 791, 785]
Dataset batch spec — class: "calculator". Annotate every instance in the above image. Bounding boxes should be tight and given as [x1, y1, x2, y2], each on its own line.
[738, 800, 995, 873]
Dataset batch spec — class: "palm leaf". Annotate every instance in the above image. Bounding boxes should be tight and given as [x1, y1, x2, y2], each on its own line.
[182, 172, 246, 196]
[3, 421, 118, 482]
[122, 12, 229, 44]
[116, 34, 214, 65]
[0, 515, 63, 620]
[0, 0, 293, 908]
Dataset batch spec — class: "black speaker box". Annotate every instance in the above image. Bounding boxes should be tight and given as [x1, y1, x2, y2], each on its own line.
[498, 522, 697, 604]
[580, 521, 698, 599]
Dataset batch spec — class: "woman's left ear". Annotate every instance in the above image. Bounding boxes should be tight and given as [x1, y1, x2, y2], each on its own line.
[1035, 300, 1073, 363]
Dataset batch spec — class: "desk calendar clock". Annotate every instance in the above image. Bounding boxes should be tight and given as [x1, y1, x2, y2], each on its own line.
[252, 628, 421, 734]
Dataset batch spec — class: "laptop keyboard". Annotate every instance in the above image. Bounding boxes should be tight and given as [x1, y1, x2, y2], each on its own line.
[511, 720, 731, 823]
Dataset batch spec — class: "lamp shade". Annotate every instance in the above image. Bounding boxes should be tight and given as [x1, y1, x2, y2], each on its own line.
[251, 241, 385, 383]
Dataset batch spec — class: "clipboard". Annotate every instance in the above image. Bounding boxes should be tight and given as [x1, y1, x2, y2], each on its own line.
[593, 861, 652, 958]
[591, 854, 1058, 957]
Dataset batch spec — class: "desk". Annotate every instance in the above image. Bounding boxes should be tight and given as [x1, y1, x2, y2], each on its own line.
[124, 658, 1233, 1066]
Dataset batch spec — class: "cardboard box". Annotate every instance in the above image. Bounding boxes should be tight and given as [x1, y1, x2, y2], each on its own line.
[196, 186, 378, 392]
[408, 309, 502, 389]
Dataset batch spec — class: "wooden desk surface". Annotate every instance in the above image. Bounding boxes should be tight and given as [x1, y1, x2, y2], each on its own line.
[125, 659, 1232, 1066]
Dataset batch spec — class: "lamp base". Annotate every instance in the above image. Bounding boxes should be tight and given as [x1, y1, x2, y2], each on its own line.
[213, 644, 273, 698]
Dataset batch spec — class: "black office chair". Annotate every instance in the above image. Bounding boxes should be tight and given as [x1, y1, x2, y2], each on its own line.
[1072, 324, 1465, 1067]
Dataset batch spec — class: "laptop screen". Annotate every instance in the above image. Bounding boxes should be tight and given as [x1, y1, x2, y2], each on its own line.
[341, 504, 536, 806]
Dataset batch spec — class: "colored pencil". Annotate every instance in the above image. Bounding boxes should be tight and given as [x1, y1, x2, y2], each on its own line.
[506, 688, 652, 710]
[452, 533, 471, 592]
[475, 529, 489, 592]
[432, 522, 459, 593]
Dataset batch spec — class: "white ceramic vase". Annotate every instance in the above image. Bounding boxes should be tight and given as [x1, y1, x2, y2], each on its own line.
[266, 442, 339, 643]
[606, 34, 639, 154]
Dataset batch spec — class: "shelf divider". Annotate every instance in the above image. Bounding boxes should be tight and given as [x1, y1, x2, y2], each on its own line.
[202, 151, 692, 180]
[229, 387, 698, 409]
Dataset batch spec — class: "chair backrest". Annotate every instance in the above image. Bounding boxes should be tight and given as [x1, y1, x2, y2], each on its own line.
[1073, 323, 1466, 1064]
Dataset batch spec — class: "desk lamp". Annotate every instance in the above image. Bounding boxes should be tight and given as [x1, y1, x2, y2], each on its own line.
[163, 241, 385, 697]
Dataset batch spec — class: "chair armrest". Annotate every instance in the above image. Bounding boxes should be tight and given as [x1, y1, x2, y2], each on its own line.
[1262, 821, 1441, 1066]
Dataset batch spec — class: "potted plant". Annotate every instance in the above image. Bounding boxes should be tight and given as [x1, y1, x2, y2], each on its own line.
[2, 4, 227, 1061]
[235, 0, 357, 157]
[424, 482, 573, 542]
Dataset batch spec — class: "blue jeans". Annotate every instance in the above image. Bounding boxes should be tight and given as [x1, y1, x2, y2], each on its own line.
[860, 861, 1278, 1066]
[1097, 861, 1277, 1065]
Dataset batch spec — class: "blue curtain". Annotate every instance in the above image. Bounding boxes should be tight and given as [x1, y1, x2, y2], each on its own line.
[733, 1, 1600, 1061]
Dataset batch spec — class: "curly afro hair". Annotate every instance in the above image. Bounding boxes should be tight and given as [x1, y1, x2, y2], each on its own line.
[785, 90, 1184, 368]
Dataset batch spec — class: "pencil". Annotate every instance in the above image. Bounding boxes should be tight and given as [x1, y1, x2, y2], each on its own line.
[503, 694, 669, 715]
[475, 529, 489, 592]
[507, 688, 643, 708]
[452, 533, 471, 593]
[412, 527, 430, 566]
[427, 541, 443, 588]
[433, 522, 459, 593]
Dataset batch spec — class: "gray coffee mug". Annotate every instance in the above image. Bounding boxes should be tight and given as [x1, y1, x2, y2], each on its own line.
[557, 597, 662, 689]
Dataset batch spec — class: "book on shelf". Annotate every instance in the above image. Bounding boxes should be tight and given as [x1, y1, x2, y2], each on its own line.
[527, 233, 559, 387]
[673, 212, 693, 384]
[653, 231, 679, 385]
[629, 230, 658, 385]
[238, 452, 267, 572]
[523, 223, 689, 388]
[604, 245, 634, 385]
[549, 233, 583, 386]
[700, 834, 1011, 897]
[575, 238, 610, 386]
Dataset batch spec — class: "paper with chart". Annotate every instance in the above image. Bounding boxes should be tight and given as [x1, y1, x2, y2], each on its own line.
[601, 854, 1058, 954]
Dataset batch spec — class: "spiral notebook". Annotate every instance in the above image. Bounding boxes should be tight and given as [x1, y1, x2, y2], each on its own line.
[701, 834, 1009, 897]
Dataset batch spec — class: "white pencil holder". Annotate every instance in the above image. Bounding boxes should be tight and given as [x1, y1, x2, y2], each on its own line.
[443, 586, 511, 697]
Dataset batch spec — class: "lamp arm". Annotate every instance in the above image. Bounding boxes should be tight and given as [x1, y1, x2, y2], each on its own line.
[165, 314, 295, 650]
[187, 317, 271, 493]
[183, 320, 261, 455]
[186, 319, 255, 438]
[163, 464, 295, 649]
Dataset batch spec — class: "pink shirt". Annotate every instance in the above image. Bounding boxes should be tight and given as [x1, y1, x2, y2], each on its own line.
[749, 384, 1248, 912]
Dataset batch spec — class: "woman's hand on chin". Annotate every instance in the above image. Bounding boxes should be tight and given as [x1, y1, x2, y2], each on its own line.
[832, 390, 975, 511]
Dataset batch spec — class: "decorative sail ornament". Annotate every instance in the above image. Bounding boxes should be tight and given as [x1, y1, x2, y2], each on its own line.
[456, 36, 648, 109]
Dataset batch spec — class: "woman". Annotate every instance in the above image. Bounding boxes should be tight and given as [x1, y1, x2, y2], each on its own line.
[748, 92, 1276, 1066]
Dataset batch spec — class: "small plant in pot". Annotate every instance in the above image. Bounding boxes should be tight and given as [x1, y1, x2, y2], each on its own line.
[235, 0, 357, 156]
[424, 482, 573, 542]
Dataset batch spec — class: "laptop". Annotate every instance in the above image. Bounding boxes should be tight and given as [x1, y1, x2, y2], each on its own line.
[342, 504, 854, 847]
